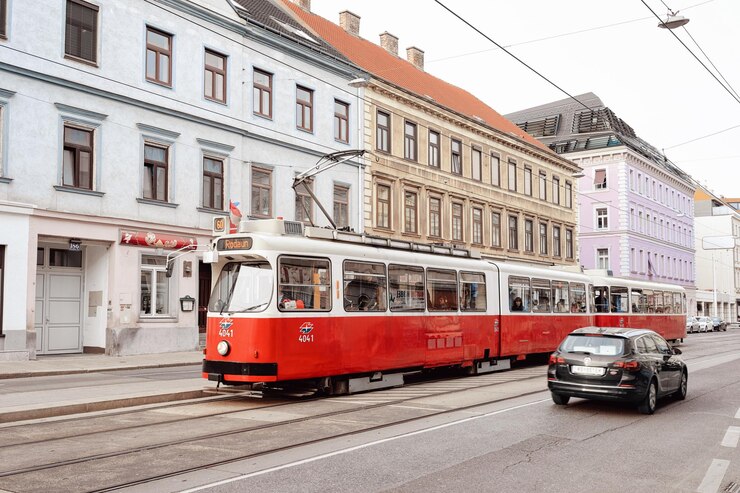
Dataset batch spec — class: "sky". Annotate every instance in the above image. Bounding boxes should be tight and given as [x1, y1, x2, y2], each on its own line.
[310, 0, 740, 199]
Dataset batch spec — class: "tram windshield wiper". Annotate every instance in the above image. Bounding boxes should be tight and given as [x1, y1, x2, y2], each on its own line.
[240, 301, 268, 312]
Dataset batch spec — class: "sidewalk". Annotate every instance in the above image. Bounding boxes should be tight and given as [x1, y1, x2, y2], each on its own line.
[0, 351, 209, 425]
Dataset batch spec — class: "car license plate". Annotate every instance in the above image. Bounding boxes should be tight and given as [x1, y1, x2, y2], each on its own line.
[571, 365, 605, 376]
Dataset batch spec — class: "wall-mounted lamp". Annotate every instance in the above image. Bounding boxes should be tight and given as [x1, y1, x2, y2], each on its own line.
[348, 77, 369, 88]
[572, 172, 585, 179]
[179, 295, 196, 312]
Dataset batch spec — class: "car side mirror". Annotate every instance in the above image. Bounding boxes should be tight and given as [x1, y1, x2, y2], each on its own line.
[672, 347, 682, 355]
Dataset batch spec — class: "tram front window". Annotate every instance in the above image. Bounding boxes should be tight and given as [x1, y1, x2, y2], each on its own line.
[209, 261, 273, 313]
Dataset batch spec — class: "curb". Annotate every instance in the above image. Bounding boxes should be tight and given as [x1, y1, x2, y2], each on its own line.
[0, 361, 202, 380]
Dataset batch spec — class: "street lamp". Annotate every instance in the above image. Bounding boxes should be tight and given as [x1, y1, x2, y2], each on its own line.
[658, 11, 689, 29]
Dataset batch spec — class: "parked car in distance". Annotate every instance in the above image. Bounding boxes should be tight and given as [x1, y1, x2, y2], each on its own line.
[685, 316, 700, 334]
[695, 316, 711, 333]
[710, 317, 727, 331]
[548, 327, 687, 415]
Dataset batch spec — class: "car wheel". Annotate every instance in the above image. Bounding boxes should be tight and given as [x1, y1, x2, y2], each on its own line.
[551, 392, 570, 405]
[638, 380, 657, 415]
[674, 371, 687, 400]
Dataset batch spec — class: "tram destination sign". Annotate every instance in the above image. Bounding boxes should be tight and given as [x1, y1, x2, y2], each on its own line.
[217, 237, 253, 251]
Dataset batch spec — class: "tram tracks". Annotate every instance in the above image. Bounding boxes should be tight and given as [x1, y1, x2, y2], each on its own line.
[0, 366, 547, 493]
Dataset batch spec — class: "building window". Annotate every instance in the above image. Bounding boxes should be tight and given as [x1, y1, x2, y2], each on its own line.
[491, 154, 500, 186]
[145, 27, 172, 86]
[295, 178, 313, 224]
[565, 229, 573, 259]
[376, 110, 390, 152]
[597, 248, 609, 270]
[539, 222, 548, 255]
[143, 143, 168, 201]
[140, 255, 169, 316]
[250, 167, 272, 218]
[524, 219, 534, 253]
[451, 202, 463, 241]
[0, 246, 3, 336]
[62, 125, 93, 190]
[428, 130, 440, 168]
[491, 212, 501, 247]
[296, 86, 313, 132]
[472, 207, 483, 244]
[404, 190, 418, 233]
[472, 148, 482, 181]
[429, 197, 441, 237]
[334, 100, 349, 143]
[524, 166, 532, 196]
[539, 172, 547, 201]
[594, 169, 606, 189]
[333, 185, 349, 228]
[65, 0, 98, 63]
[553, 225, 561, 257]
[253, 69, 272, 118]
[508, 159, 517, 191]
[0, 0, 7, 39]
[376, 184, 391, 229]
[565, 181, 572, 208]
[204, 50, 226, 103]
[508, 215, 518, 250]
[552, 176, 560, 205]
[596, 208, 608, 230]
[404, 121, 417, 161]
[202, 156, 223, 210]
[451, 139, 462, 175]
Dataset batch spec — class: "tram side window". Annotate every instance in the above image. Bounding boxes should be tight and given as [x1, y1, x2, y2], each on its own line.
[278, 256, 331, 311]
[552, 280, 569, 313]
[610, 286, 628, 313]
[592, 286, 609, 313]
[673, 292, 682, 314]
[509, 276, 530, 312]
[641, 289, 654, 313]
[531, 278, 551, 312]
[427, 268, 458, 311]
[460, 272, 487, 311]
[569, 282, 587, 313]
[343, 261, 387, 312]
[389, 264, 425, 311]
[631, 288, 642, 313]
[654, 291, 665, 313]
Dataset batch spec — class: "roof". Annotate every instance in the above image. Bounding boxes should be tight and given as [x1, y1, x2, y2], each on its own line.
[280, 0, 552, 154]
[570, 327, 655, 338]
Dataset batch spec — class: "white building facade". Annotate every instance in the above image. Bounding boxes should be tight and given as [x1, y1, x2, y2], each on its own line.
[0, 0, 364, 359]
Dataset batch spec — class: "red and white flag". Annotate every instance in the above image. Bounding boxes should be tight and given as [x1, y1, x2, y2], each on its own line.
[229, 200, 242, 233]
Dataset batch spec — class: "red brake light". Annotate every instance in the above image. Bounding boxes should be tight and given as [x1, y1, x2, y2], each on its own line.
[614, 360, 640, 371]
[549, 354, 565, 364]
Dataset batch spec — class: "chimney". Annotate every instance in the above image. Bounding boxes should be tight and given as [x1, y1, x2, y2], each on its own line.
[379, 32, 398, 56]
[289, 0, 311, 11]
[339, 11, 360, 36]
[406, 46, 424, 71]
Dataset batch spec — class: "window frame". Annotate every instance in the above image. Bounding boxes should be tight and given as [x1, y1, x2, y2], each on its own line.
[428, 130, 440, 168]
[565, 228, 574, 259]
[296, 85, 314, 132]
[552, 225, 561, 257]
[508, 214, 519, 250]
[451, 138, 462, 175]
[140, 254, 171, 318]
[524, 166, 532, 196]
[0, 0, 7, 39]
[539, 171, 547, 201]
[471, 147, 482, 181]
[596, 207, 608, 230]
[64, 0, 99, 65]
[278, 255, 332, 312]
[508, 159, 517, 191]
[333, 184, 350, 229]
[524, 218, 534, 253]
[376, 183, 391, 229]
[404, 120, 417, 161]
[204, 49, 227, 104]
[451, 201, 464, 242]
[491, 211, 501, 247]
[376, 110, 390, 153]
[403, 189, 418, 234]
[62, 124, 94, 190]
[491, 153, 500, 187]
[142, 142, 169, 202]
[253, 68, 273, 119]
[334, 100, 350, 144]
[539, 222, 548, 255]
[565, 181, 572, 208]
[594, 168, 607, 190]
[202, 155, 224, 210]
[294, 177, 313, 224]
[471, 206, 483, 245]
[145, 26, 173, 87]
[428, 196, 441, 238]
[552, 176, 560, 205]
[250, 166, 272, 218]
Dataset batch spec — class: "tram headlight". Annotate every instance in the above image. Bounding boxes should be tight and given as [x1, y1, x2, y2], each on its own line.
[216, 340, 231, 356]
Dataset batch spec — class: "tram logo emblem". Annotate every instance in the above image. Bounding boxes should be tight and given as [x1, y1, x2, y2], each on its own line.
[219, 318, 233, 330]
[299, 322, 314, 334]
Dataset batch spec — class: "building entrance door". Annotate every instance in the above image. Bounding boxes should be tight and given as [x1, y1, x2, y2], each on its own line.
[35, 246, 84, 354]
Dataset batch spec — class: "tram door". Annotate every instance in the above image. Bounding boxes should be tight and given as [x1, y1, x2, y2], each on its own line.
[35, 246, 84, 354]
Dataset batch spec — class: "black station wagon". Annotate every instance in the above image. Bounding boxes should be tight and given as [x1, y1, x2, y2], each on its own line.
[547, 327, 687, 414]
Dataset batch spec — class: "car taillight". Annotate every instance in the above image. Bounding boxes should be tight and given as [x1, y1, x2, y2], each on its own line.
[614, 360, 641, 371]
[549, 354, 565, 364]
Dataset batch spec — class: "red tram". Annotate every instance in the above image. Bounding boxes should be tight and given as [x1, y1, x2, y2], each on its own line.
[202, 219, 686, 394]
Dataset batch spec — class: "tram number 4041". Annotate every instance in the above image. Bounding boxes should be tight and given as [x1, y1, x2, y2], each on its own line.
[298, 334, 314, 343]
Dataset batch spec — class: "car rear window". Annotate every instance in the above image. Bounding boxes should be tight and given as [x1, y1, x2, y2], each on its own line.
[560, 335, 625, 356]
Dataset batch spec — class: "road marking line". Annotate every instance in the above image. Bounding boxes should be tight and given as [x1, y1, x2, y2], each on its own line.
[735, 407, 740, 419]
[697, 459, 729, 493]
[721, 426, 740, 448]
[179, 397, 550, 492]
